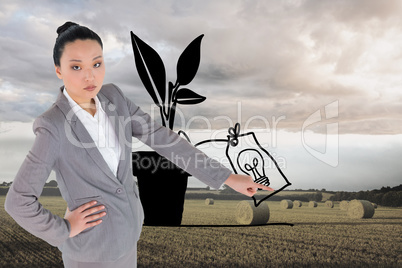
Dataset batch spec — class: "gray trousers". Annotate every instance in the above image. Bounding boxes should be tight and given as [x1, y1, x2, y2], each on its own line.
[62, 243, 137, 268]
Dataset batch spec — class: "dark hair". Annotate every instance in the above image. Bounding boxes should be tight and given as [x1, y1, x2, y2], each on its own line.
[53, 21, 103, 66]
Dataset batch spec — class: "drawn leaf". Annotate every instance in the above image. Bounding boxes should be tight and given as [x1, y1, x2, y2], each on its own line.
[130, 31, 166, 104]
[176, 34, 204, 86]
[175, 88, 206, 105]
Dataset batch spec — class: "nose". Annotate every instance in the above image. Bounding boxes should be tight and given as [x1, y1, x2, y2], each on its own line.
[84, 69, 94, 81]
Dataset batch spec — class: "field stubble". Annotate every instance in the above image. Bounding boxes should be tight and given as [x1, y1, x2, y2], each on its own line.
[139, 200, 401, 267]
[0, 196, 65, 267]
[0, 196, 401, 267]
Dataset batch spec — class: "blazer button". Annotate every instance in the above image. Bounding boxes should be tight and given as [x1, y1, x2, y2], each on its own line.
[108, 103, 116, 111]
[116, 188, 123, 194]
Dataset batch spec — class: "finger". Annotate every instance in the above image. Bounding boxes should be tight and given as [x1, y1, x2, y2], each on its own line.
[255, 184, 274, 191]
[78, 200, 98, 212]
[85, 211, 106, 222]
[85, 219, 103, 229]
[246, 187, 256, 197]
[84, 205, 105, 216]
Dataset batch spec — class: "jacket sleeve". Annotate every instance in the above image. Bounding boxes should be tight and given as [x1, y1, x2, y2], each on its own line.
[4, 116, 70, 247]
[113, 84, 232, 190]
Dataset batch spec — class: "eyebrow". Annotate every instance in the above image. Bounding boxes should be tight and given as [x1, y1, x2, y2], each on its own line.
[69, 55, 103, 62]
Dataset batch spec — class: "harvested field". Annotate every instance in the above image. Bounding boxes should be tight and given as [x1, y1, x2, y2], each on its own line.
[0, 197, 401, 267]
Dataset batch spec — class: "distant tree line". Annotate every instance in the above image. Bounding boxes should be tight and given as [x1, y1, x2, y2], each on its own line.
[187, 186, 323, 202]
[293, 188, 334, 193]
[185, 192, 323, 202]
[1, 180, 401, 207]
[0, 180, 60, 196]
[330, 185, 402, 207]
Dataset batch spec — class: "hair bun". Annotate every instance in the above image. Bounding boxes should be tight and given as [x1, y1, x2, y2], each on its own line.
[57, 21, 79, 35]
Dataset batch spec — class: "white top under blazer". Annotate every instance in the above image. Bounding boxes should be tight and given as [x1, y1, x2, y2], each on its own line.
[63, 88, 121, 176]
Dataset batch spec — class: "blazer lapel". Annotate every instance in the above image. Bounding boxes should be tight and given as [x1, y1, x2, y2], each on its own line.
[97, 92, 128, 181]
[55, 87, 120, 184]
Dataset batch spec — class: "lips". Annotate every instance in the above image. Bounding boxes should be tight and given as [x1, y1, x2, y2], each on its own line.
[84, 85, 96, 91]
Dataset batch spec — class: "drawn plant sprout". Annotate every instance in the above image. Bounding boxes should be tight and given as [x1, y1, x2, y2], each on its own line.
[131, 32, 206, 129]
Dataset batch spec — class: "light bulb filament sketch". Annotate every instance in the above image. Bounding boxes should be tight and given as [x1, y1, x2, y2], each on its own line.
[237, 149, 270, 187]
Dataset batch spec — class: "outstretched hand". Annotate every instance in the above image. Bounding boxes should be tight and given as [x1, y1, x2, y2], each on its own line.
[224, 174, 274, 197]
[64, 201, 106, 238]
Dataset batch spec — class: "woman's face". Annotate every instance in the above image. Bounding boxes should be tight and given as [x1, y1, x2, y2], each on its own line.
[55, 39, 105, 104]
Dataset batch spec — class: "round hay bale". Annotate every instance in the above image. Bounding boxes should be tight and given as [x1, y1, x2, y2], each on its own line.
[235, 201, 270, 225]
[308, 201, 317, 208]
[293, 200, 302, 207]
[347, 200, 375, 219]
[325, 200, 334, 208]
[371, 203, 377, 209]
[280, 199, 293, 209]
[205, 198, 214, 205]
[339, 200, 349, 210]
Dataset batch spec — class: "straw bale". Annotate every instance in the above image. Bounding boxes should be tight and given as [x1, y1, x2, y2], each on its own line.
[293, 200, 302, 207]
[308, 201, 317, 208]
[325, 200, 334, 208]
[340, 200, 349, 210]
[347, 200, 375, 219]
[280, 199, 293, 209]
[205, 198, 214, 205]
[235, 201, 270, 225]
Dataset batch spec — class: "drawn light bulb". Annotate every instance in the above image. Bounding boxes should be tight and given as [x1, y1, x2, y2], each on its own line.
[225, 123, 291, 207]
[237, 149, 270, 187]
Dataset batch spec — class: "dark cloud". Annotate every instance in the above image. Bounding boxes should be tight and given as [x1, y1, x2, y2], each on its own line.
[0, 0, 401, 134]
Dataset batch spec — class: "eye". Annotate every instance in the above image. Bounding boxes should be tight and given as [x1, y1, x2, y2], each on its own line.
[72, 66, 81, 71]
[94, 62, 102, 68]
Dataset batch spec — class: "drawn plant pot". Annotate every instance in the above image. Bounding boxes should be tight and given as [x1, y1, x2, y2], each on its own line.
[132, 151, 189, 226]
[130, 32, 205, 226]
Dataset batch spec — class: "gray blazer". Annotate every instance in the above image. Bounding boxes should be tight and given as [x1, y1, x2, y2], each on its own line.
[5, 83, 231, 262]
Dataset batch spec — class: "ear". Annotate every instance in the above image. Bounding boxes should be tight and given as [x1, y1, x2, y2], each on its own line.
[55, 65, 63, 79]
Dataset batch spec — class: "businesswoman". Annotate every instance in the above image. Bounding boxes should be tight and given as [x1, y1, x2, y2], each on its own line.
[5, 21, 272, 267]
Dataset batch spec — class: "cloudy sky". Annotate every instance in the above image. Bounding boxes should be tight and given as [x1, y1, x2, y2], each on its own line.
[0, 0, 401, 191]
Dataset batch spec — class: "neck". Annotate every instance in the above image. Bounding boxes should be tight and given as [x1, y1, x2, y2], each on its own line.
[80, 99, 96, 117]
[64, 87, 97, 116]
